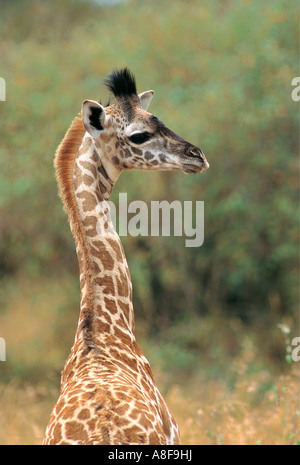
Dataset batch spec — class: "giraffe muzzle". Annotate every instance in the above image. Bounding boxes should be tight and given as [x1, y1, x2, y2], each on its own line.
[187, 148, 209, 170]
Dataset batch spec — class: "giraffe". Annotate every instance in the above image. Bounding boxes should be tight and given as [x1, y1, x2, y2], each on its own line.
[43, 68, 209, 445]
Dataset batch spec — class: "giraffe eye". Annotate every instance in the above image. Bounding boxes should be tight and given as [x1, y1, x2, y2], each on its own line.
[128, 132, 151, 144]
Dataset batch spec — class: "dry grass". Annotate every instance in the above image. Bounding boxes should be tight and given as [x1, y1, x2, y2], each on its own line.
[0, 380, 56, 445]
[165, 367, 300, 445]
[0, 276, 299, 445]
[0, 367, 299, 445]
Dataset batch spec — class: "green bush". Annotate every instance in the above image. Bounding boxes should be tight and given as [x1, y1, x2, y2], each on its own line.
[0, 0, 298, 344]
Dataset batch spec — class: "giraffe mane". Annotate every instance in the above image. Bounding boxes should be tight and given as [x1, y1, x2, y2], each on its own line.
[54, 116, 96, 347]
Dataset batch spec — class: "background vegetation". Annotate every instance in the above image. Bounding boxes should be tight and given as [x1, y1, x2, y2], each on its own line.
[0, 0, 298, 444]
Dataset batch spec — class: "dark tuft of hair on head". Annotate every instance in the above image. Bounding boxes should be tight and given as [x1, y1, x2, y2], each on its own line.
[104, 68, 137, 99]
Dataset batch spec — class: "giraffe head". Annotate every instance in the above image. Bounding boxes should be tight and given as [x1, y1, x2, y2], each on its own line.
[81, 68, 209, 179]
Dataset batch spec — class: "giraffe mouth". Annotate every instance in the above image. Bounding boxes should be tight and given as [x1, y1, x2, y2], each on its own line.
[182, 157, 209, 174]
[182, 164, 206, 174]
[181, 148, 209, 174]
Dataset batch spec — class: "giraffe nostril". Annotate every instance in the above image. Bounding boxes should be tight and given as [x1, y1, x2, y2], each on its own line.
[189, 149, 200, 158]
[188, 148, 203, 159]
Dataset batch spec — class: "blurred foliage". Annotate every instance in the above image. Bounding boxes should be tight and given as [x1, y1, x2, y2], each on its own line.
[0, 0, 298, 374]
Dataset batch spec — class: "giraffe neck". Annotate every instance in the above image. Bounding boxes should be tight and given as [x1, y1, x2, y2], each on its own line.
[55, 118, 135, 353]
[74, 132, 135, 348]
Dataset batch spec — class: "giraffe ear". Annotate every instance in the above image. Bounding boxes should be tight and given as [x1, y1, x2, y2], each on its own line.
[138, 90, 154, 111]
[81, 100, 107, 138]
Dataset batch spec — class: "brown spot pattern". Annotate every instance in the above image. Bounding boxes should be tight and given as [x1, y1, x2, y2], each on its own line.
[43, 87, 186, 445]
